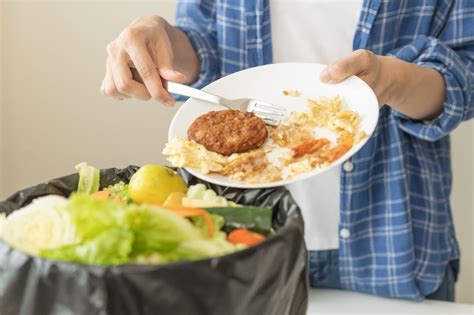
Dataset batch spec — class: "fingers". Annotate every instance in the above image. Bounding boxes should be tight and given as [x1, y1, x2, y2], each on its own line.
[127, 43, 175, 105]
[320, 49, 375, 84]
[101, 57, 130, 100]
[102, 15, 186, 105]
[112, 52, 151, 100]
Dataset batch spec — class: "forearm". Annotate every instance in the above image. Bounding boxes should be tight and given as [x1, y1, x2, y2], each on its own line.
[382, 56, 445, 121]
[164, 21, 200, 84]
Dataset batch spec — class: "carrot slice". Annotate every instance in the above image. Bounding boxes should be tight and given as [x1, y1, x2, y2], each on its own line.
[227, 228, 265, 247]
[93, 191, 110, 200]
[166, 206, 215, 237]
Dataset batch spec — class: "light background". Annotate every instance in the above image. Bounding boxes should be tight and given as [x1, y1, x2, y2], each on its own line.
[1, 0, 472, 303]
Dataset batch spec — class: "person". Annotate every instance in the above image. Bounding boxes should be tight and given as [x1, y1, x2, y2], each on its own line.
[101, 0, 473, 301]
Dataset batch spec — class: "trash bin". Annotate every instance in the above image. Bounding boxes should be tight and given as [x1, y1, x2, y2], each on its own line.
[0, 166, 308, 315]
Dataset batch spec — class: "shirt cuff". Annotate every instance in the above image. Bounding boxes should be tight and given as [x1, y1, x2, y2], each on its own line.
[388, 36, 469, 141]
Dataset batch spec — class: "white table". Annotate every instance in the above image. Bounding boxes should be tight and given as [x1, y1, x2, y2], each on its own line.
[307, 289, 474, 315]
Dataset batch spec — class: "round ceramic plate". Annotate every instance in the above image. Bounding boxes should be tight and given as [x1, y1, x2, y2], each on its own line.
[168, 63, 379, 189]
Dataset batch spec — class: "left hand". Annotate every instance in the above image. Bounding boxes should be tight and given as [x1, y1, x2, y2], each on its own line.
[320, 49, 396, 107]
[320, 49, 445, 120]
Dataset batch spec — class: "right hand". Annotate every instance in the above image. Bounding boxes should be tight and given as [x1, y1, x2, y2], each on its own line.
[101, 16, 187, 106]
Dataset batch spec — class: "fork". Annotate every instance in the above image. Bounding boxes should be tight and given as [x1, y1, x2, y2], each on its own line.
[167, 82, 286, 126]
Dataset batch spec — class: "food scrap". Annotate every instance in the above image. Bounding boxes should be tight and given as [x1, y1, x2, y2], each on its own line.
[164, 95, 367, 183]
[282, 89, 300, 97]
[0, 164, 272, 265]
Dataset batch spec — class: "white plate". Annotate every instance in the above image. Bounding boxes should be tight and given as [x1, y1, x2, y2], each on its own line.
[168, 63, 379, 189]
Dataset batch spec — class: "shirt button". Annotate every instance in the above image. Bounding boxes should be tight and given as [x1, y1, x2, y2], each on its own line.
[340, 229, 350, 239]
[343, 161, 354, 172]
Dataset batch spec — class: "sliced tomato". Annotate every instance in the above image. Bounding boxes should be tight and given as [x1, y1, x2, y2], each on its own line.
[292, 138, 330, 158]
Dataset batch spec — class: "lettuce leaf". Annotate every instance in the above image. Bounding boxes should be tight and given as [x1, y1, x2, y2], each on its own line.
[65, 194, 125, 241]
[125, 204, 202, 256]
[0, 196, 77, 255]
[40, 228, 133, 265]
[49, 194, 203, 263]
[14, 192, 241, 265]
[75, 162, 100, 194]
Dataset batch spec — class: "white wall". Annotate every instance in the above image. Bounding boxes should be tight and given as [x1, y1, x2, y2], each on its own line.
[2, 1, 178, 195]
[1, 0, 473, 304]
[450, 122, 474, 304]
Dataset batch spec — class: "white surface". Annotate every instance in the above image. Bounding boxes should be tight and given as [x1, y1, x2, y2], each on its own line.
[287, 168, 341, 250]
[271, 0, 363, 64]
[1, 0, 472, 304]
[168, 63, 379, 189]
[307, 289, 474, 315]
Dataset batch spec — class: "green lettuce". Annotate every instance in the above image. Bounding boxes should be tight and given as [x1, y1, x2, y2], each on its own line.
[40, 228, 133, 265]
[64, 194, 125, 241]
[75, 162, 100, 194]
[40, 194, 205, 264]
[31, 193, 243, 265]
[125, 204, 202, 256]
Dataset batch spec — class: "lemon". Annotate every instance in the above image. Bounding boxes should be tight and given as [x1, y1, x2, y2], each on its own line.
[129, 165, 187, 206]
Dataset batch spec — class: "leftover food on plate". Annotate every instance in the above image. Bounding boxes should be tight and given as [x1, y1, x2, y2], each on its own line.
[282, 89, 300, 97]
[187, 109, 268, 156]
[0, 163, 272, 265]
[164, 94, 367, 184]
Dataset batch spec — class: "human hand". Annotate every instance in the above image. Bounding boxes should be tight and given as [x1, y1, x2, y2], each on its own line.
[320, 49, 445, 120]
[320, 49, 396, 107]
[101, 15, 187, 106]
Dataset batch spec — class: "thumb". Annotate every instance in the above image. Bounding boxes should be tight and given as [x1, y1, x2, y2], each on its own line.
[320, 64, 349, 84]
[320, 50, 375, 84]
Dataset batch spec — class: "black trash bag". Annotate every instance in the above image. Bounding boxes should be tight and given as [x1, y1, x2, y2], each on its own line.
[0, 166, 308, 315]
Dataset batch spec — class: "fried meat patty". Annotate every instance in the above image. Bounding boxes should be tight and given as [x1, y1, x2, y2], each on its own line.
[187, 110, 268, 156]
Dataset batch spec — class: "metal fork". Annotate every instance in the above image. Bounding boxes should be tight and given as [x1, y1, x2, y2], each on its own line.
[167, 82, 285, 126]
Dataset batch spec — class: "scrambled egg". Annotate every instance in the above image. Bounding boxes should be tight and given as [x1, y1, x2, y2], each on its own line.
[163, 138, 228, 174]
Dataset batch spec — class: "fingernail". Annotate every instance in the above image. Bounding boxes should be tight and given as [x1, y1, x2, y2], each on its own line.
[320, 68, 331, 82]
[165, 100, 175, 107]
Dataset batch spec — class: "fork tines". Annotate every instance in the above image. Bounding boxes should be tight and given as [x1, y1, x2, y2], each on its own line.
[248, 101, 286, 126]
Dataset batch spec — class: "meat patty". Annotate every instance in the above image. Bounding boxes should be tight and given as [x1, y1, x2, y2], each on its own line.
[188, 110, 268, 156]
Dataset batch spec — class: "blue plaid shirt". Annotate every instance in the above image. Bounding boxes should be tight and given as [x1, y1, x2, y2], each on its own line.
[175, 0, 474, 300]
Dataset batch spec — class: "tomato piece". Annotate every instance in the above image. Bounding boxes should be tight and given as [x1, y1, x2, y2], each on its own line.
[292, 138, 330, 158]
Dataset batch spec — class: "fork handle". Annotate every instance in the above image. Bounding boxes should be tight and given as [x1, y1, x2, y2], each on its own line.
[167, 82, 222, 105]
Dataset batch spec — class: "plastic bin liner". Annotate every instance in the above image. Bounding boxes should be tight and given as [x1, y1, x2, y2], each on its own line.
[0, 166, 308, 315]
